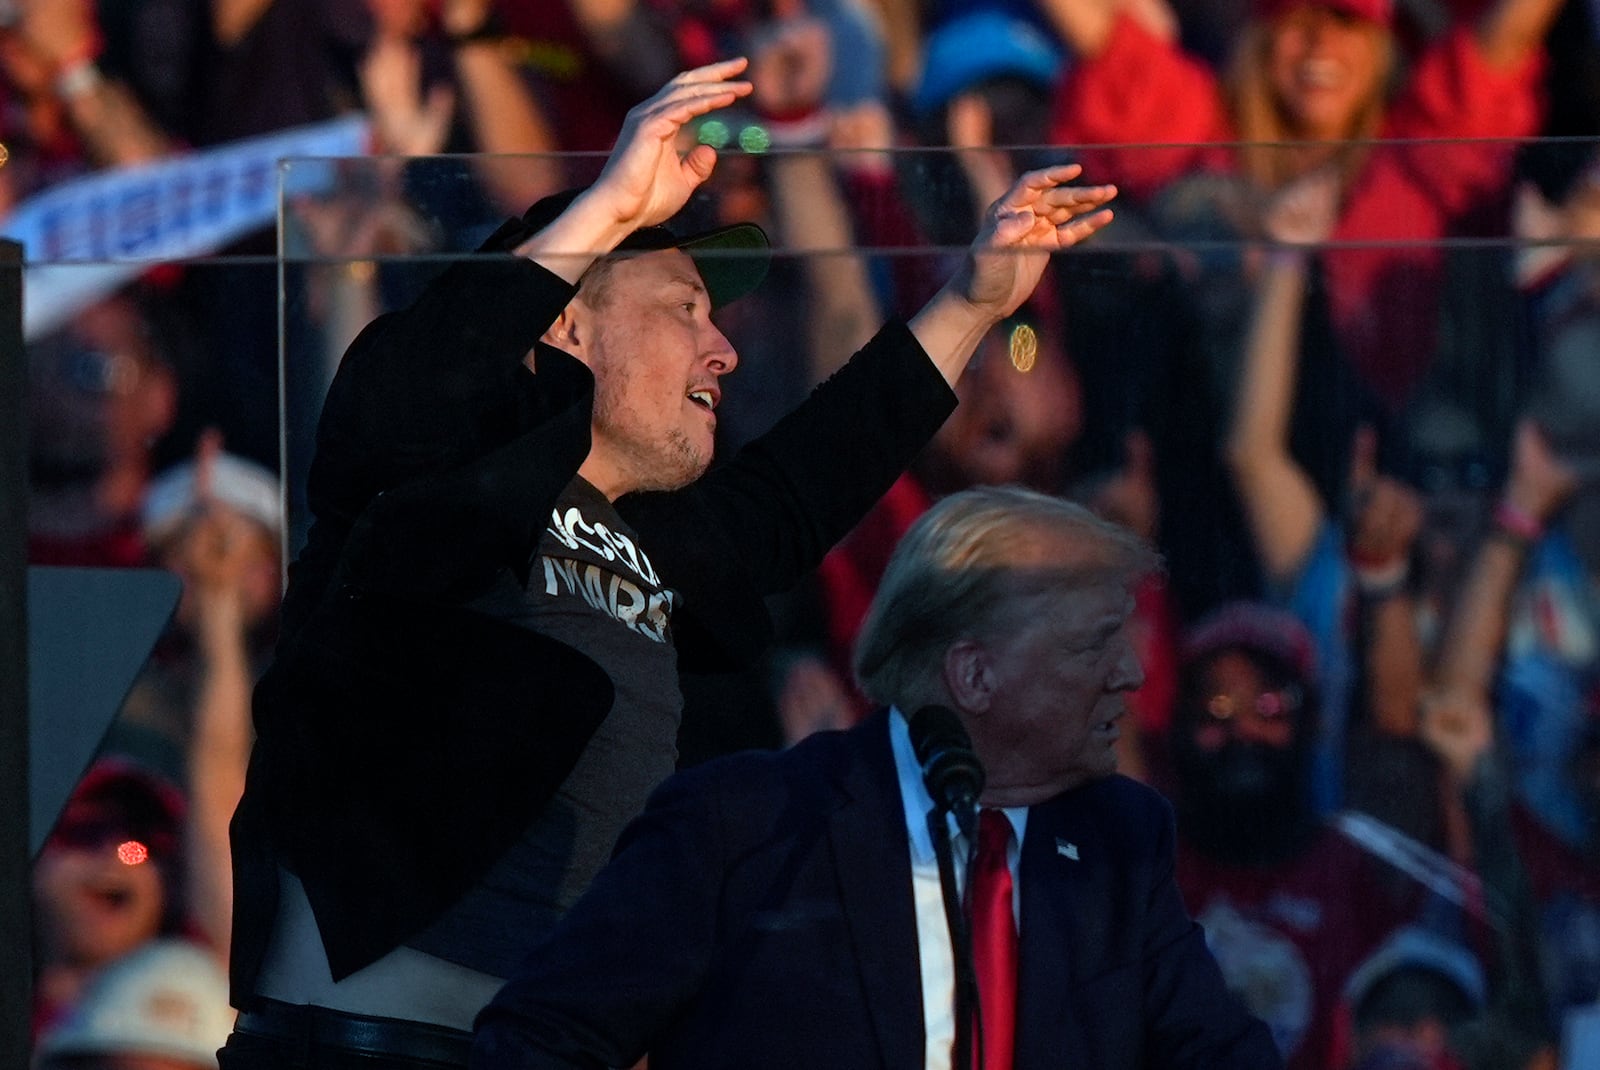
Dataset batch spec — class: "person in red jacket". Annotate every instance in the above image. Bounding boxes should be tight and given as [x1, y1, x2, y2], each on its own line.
[1041, 0, 1563, 405]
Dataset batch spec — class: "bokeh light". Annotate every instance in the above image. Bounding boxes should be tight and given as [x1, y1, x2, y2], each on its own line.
[697, 120, 731, 149]
[1008, 323, 1038, 373]
[737, 124, 771, 154]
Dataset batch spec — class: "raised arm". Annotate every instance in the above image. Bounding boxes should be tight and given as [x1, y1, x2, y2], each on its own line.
[1346, 428, 1427, 736]
[1420, 419, 1575, 862]
[1225, 170, 1338, 583]
[1433, 420, 1577, 696]
[9, 0, 176, 166]
[211, 0, 274, 48]
[1036, 0, 1122, 59]
[440, 0, 566, 212]
[755, 25, 883, 381]
[1420, 427, 1566, 1025]
[1476, 0, 1567, 69]
[909, 164, 1115, 386]
[177, 436, 268, 960]
[512, 59, 753, 282]
[768, 149, 883, 380]
[1037, 0, 1179, 59]
[566, 0, 678, 98]
[358, 31, 456, 157]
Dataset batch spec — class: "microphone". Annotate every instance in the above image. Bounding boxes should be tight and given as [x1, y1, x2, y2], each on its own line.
[907, 705, 985, 840]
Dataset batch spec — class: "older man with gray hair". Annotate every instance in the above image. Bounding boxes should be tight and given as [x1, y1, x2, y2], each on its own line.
[472, 485, 1279, 1070]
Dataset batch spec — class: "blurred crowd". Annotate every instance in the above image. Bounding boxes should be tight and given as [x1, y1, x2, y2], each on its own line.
[18, 0, 1600, 1068]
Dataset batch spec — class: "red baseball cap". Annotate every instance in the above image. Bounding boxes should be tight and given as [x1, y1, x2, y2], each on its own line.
[49, 757, 186, 863]
[1253, 0, 1392, 24]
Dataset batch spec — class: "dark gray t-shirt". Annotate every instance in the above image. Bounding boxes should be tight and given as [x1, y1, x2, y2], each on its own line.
[408, 477, 682, 975]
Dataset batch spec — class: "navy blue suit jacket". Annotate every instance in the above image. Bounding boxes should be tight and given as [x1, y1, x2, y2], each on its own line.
[472, 713, 1282, 1069]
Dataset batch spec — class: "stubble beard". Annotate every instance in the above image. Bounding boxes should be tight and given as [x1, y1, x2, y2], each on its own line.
[624, 427, 709, 493]
[591, 379, 710, 493]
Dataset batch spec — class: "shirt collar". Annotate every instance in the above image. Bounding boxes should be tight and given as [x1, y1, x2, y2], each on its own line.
[888, 707, 1026, 861]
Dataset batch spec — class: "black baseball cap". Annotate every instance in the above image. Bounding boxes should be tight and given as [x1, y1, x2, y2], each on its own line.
[480, 187, 770, 310]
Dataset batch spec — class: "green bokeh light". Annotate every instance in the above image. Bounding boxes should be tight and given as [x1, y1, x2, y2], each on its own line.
[738, 124, 771, 154]
[697, 120, 731, 149]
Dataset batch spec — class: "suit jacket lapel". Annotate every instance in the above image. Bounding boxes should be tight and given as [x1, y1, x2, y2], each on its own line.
[828, 712, 924, 1070]
[1015, 794, 1094, 1069]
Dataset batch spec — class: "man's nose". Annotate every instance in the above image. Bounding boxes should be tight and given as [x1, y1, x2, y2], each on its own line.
[1110, 638, 1145, 693]
[1229, 712, 1282, 745]
[705, 325, 738, 375]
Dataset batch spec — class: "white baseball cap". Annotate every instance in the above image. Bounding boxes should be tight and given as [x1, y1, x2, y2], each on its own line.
[141, 452, 283, 546]
[35, 940, 235, 1069]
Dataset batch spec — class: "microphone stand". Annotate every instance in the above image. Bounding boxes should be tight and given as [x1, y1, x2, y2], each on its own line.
[929, 802, 982, 1070]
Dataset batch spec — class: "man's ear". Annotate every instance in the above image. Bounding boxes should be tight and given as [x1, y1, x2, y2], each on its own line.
[542, 303, 588, 361]
[943, 639, 993, 715]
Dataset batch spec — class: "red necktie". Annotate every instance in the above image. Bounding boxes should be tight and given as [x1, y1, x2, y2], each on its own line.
[970, 808, 1017, 1070]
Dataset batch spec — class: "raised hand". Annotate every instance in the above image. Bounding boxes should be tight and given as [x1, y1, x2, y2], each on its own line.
[1263, 165, 1339, 247]
[1346, 425, 1423, 569]
[1505, 417, 1579, 524]
[16, 0, 100, 70]
[953, 164, 1116, 320]
[438, 0, 495, 37]
[360, 33, 456, 156]
[586, 59, 753, 233]
[363, 0, 430, 39]
[828, 99, 894, 174]
[1419, 687, 1494, 789]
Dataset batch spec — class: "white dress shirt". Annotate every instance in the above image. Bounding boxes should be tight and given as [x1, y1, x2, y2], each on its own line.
[889, 708, 1026, 1070]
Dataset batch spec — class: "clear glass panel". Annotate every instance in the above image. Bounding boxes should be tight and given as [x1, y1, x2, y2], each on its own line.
[270, 139, 1600, 1060]
[21, 135, 1600, 1064]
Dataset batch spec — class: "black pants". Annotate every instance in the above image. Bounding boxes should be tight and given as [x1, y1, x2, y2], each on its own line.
[218, 999, 474, 1069]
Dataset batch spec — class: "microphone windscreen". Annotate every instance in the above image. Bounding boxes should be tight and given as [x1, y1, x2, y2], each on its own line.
[907, 704, 971, 765]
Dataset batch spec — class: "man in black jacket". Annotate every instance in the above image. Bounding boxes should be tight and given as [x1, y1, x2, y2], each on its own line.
[471, 487, 1281, 1069]
[220, 58, 1117, 1068]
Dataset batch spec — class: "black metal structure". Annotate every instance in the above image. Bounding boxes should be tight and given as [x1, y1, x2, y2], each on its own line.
[0, 239, 28, 1070]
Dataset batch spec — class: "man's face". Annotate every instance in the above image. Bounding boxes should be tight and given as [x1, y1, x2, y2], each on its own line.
[1189, 651, 1299, 753]
[928, 330, 1081, 493]
[32, 822, 167, 968]
[568, 249, 739, 495]
[977, 578, 1143, 797]
[29, 296, 176, 489]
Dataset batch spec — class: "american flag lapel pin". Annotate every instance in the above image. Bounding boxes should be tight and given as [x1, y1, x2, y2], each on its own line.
[1056, 838, 1079, 861]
